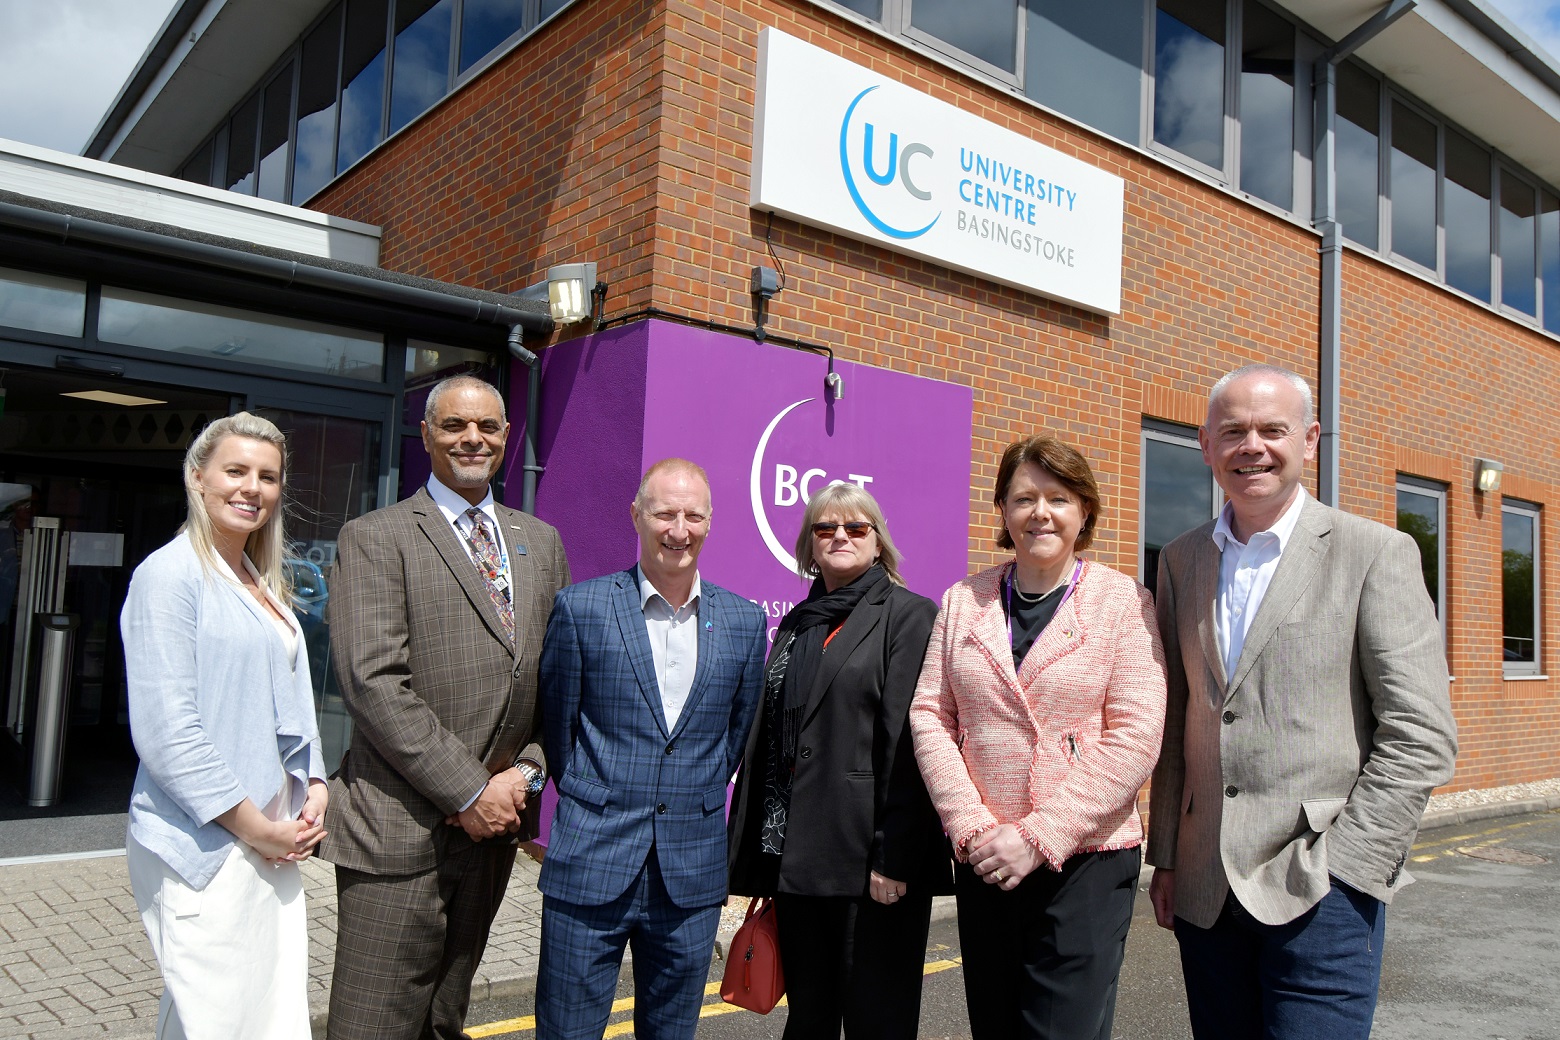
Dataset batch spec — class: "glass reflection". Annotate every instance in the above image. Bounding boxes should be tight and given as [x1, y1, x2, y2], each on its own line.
[1154, 0, 1226, 170]
[1500, 170, 1537, 316]
[337, 0, 390, 175]
[1239, 0, 1292, 209]
[98, 288, 385, 382]
[1336, 63, 1379, 249]
[1390, 101, 1436, 271]
[1444, 130, 1490, 301]
[293, 7, 342, 203]
[459, 0, 525, 73]
[390, 0, 454, 134]
[912, 0, 1018, 73]
[0, 268, 87, 337]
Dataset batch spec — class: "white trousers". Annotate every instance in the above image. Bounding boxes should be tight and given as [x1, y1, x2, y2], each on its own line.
[127, 835, 312, 1040]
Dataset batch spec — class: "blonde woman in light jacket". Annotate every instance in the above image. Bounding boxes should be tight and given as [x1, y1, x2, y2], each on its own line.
[122, 412, 327, 1040]
[909, 435, 1166, 1040]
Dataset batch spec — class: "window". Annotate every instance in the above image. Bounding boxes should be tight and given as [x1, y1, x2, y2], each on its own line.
[337, 0, 391, 176]
[1389, 100, 1437, 271]
[390, 0, 455, 135]
[1335, 62, 1380, 249]
[1140, 421, 1219, 597]
[1542, 193, 1560, 335]
[97, 288, 386, 382]
[293, 8, 343, 203]
[1500, 169, 1538, 317]
[257, 67, 295, 203]
[1501, 500, 1540, 676]
[1024, 0, 1144, 144]
[1396, 478, 1445, 646]
[0, 268, 87, 338]
[1444, 129, 1491, 301]
[225, 94, 260, 195]
[910, 0, 1020, 77]
[179, 140, 215, 186]
[1238, 0, 1293, 209]
[1154, 0, 1227, 171]
[459, 0, 525, 74]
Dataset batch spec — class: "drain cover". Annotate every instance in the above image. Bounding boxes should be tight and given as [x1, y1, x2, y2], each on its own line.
[1455, 845, 1550, 865]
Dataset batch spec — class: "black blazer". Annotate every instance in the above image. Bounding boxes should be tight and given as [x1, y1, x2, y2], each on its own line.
[728, 581, 952, 898]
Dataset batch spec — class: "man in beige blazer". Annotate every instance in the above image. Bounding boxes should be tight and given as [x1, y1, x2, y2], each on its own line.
[322, 375, 569, 1040]
[1147, 364, 1456, 1039]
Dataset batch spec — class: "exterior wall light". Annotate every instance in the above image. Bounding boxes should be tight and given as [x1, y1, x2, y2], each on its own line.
[1474, 458, 1504, 493]
[547, 262, 597, 324]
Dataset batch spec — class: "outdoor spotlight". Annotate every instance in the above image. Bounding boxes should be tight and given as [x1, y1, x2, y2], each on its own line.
[547, 262, 597, 324]
[1474, 458, 1504, 493]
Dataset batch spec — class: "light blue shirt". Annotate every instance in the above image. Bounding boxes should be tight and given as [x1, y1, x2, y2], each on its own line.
[1211, 490, 1307, 683]
[637, 566, 701, 730]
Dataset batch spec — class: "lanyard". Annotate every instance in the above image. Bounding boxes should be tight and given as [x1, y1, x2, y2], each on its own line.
[1004, 558, 1082, 649]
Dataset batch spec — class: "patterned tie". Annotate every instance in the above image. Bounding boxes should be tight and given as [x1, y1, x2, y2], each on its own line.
[464, 507, 513, 645]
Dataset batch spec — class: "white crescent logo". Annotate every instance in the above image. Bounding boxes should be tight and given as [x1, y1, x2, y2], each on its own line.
[750, 398, 813, 574]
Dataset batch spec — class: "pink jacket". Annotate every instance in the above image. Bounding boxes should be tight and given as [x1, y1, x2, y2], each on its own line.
[909, 560, 1167, 869]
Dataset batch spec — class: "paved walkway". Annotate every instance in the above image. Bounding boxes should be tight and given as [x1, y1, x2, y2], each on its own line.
[3, 788, 1558, 1039]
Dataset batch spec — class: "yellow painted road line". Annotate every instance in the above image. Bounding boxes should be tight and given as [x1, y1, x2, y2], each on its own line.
[468, 957, 964, 1037]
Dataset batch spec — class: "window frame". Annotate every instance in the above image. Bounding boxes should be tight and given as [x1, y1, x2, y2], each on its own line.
[1501, 498, 1543, 678]
[899, 0, 1026, 86]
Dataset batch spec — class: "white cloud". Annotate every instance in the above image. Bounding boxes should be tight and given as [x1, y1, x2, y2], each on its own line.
[1483, 0, 1560, 66]
[0, 0, 177, 154]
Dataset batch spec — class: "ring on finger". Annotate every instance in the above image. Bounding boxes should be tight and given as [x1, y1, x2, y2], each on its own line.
[993, 869, 1005, 882]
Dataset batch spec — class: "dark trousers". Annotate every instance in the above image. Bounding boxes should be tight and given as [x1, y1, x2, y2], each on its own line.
[772, 890, 934, 1040]
[1173, 880, 1385, 1040]
[327, 841, 516, 1040]
[535, 846, 721, 1040]
[955, 846, 1139, 1040]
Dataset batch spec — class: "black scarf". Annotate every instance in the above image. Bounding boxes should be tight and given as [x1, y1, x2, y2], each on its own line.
[769, 564, 887, 773]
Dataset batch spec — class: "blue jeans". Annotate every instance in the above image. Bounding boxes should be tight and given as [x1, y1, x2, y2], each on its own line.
[1174, 879, 1385, 1040]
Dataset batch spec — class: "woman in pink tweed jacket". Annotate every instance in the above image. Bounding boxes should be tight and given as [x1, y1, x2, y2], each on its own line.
[909, 435, 1166, 1040]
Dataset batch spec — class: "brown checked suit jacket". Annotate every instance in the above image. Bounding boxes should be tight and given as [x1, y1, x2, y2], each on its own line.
[1146, 496, 1457, 928]
[321, 486, 569, 876]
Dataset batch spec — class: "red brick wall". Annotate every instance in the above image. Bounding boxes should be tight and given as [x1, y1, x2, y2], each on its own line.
[311, 0, 1558, 791]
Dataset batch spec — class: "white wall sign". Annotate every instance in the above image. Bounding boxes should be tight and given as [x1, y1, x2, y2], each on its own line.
[752, 28, 1125, 314]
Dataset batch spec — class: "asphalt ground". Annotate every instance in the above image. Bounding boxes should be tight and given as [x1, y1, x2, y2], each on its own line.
[460, 807, 1560, 1040]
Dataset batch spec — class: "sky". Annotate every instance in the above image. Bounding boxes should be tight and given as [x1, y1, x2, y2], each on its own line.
[0, 0, 1558, 156]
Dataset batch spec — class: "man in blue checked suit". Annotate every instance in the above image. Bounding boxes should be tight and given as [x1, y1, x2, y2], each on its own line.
[536, 457, 767, 1040]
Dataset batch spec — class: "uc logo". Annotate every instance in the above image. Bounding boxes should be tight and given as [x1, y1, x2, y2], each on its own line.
[839, 87, 939, 240]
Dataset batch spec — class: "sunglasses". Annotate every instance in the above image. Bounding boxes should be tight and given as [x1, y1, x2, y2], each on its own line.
[811, 521, 876, 539]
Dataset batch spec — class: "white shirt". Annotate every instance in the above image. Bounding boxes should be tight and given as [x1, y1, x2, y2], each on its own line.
[1212, 490, 1307, 683]
[638, 566, 701, 730]
[425, 476, 510, 601]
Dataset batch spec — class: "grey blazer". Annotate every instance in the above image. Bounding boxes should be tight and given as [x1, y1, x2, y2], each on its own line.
[321, 487, 569, 875]
[1146, 496, 1457, 927]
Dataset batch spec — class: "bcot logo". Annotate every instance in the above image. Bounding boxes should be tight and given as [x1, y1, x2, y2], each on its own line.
[838, 86, 939, 240]
[749, 398, 876, 574]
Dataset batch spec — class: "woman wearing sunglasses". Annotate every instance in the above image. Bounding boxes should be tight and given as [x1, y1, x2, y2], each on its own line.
[909, 435, 1166, 1040]
[729, 481, 950, 1039]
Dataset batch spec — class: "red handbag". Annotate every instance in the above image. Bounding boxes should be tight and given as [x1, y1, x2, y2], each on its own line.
[720, 897, 785, 1013]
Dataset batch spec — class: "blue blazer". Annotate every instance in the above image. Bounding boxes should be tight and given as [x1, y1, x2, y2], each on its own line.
[537, 568, 766, 909]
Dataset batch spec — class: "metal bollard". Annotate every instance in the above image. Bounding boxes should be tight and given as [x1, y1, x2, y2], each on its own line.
[28, 614, 79, 807]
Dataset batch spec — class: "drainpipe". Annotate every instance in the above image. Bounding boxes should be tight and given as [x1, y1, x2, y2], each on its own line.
[505, 326, 545, 516]
[1312, 0, 1415, 506]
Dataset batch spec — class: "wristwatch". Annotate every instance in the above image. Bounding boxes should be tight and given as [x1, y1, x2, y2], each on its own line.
[516, 761, 548, 798]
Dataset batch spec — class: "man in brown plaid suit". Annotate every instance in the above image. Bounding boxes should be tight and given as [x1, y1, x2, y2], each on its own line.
[322, 375, 569, 1040]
